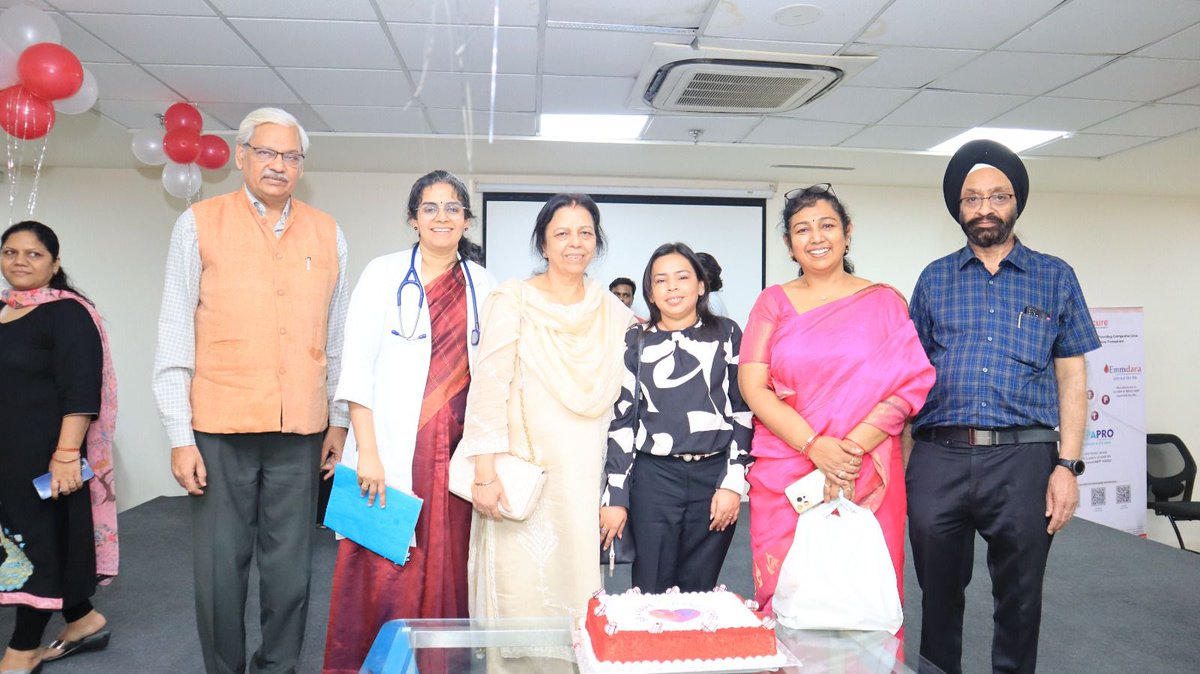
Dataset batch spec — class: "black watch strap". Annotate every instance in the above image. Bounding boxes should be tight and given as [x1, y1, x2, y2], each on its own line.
[1056, 458, 1085, 475]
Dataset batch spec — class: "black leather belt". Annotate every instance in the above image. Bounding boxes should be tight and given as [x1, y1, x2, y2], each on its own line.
[915, 426, 1059, 446]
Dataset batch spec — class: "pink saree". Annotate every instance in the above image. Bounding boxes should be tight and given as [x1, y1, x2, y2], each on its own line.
[741, 284, 933, 613]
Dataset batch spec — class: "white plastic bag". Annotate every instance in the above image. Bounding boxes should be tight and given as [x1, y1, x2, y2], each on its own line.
[772, 495, 903, 634]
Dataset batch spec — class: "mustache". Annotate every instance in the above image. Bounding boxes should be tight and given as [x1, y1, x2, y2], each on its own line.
[967, 213, 1004, 228]
[261, 170, 289, 182]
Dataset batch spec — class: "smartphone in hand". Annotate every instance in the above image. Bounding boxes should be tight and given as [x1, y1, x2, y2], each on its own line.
[33, 458, 95, 500]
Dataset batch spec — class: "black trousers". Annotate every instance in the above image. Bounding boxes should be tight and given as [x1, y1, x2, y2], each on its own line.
[628, 452, 736, 594]
[907, 438, 1057, 674]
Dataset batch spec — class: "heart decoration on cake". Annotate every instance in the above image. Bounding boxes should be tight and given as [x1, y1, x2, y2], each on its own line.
[649, 608, 700, 622]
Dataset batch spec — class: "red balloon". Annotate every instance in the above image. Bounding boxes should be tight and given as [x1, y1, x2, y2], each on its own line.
[0, 85, 54, 140]
[196, 134, 230, 170]
[163, 102, 203, 133]
[17, 43, 83, 101]
[163, 128, 201, 164]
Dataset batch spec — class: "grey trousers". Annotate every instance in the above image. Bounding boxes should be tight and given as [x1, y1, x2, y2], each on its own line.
[192, 431, 322, 674]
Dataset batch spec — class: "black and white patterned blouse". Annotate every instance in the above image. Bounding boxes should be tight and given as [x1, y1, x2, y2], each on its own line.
[603, 317, 754, 509]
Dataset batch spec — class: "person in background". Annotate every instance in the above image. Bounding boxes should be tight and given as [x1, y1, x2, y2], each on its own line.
[609, 276, 647, 324]
[460, 194, 632, 673]
[153, 107, 349, 674]
[322, 170, 496, 673]
[600, 242, 751, 593]
[906, 140, 1099, 674]
[739, 184, 934, 614]
[1, 222, 117, 673]
[696, 252, 728, 317]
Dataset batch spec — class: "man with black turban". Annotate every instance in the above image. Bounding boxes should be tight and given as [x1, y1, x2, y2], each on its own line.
[905, 139, 1100, 674]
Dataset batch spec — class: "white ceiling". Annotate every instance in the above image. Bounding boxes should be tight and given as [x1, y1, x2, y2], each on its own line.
[10, 0, 1200, 194]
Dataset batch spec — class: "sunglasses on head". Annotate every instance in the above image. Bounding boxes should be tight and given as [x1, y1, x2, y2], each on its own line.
[784, 183, 836, 201]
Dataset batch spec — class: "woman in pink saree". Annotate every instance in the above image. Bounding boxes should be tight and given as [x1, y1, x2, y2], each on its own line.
[739, 184, 934, 613]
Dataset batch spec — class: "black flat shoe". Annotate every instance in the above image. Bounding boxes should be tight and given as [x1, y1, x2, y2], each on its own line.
[42, 630, 110, 663]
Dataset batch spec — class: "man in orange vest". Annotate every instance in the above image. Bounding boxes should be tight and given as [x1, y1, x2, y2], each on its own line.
[153, 108, 349, 674]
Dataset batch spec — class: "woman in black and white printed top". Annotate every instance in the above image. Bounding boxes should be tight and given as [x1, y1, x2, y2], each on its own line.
[599, 242, 753, 593]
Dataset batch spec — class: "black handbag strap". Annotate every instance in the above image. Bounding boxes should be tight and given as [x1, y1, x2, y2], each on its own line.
[632, 327, 644, 436]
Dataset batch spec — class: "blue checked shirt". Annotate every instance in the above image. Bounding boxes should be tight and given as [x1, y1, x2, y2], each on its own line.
[910, 238, 1100, 432]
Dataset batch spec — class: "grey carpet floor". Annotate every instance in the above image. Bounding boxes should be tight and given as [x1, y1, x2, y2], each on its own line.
[2, 496, 1197, 673]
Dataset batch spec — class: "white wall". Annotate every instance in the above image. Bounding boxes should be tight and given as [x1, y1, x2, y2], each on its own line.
[20, 166, 1199, 548]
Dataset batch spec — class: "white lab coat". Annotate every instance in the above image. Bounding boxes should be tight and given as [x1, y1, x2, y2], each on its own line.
[335, 245, 496, 495]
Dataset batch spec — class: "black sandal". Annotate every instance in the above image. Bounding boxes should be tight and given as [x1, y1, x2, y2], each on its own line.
[42, 630, 111, 663]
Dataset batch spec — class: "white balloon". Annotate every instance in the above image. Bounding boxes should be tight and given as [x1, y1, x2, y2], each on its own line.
[162, 161, 201, 199]
[132, 127, 166, 165]
[0, 40, 17, 89]
[0, 4, 61, 52]
[54, 67, 97, 114]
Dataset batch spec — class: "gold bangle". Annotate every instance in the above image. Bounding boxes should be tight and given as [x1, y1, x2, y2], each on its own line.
[474, 479, 496, 487]
[55, 447, 81, 453]
[53, 455, 80, 464]
[799, 433, 820, 456]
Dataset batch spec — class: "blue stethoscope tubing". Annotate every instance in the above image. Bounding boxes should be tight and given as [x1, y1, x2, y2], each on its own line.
[392, 243, 481, 345]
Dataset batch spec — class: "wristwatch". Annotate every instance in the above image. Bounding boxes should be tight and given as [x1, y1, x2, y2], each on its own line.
[1055, 458, 1085, 475]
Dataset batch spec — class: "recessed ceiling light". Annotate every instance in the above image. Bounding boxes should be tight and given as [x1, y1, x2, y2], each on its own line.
[929, 127, 1071, 154]
[539, 114, 649, 141]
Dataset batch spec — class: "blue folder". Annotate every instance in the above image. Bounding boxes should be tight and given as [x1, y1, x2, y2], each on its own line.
[324, 464, 422, 566]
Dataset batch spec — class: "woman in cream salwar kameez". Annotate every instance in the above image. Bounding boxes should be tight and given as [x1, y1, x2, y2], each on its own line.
[457, 194, 632, 672]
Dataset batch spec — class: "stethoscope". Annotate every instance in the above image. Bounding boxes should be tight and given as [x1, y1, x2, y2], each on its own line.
[393, 243, 481, 346]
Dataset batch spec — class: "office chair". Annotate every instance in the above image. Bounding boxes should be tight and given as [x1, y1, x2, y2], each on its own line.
[1146, 433, 1200, 553]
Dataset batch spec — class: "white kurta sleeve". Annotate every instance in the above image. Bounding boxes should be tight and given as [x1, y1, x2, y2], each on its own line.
[458, 287, 521, 457]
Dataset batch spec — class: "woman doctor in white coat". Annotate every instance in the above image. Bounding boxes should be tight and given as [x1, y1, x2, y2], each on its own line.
[322, 170, 497, 673]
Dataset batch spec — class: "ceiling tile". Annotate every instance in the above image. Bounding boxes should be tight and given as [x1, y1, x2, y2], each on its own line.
[1163, 85, 1200, 105]
[878, 90, 1030, 127]
[740, 118, 863, 146]
[640, 115, 761, 143]
[692, 37, 842, 56]
[932, 52, 1113, 96]
[71, 14, 262, 66]
[279, 68, 416, 107]
[230, 18, 401, 70]
[145, 65, 298, 104]
[199, 102, 330, 133]
[377, 0, 539, 26]
[546, 0, 708, 27]
[1139, 23, 1200, 61]
[989, 97, 1141, 131]
[49, 0, 214, 14]
[388, 24, 537, 74]
[425, 108, 537, 136]
[545, 28, 689, 77]
[1085, 104, 1200, 137]
[414, 72, 536, 112]
[783, 86, 917, 125]
[839, 125, 965, 150]
[1023, 133, 1155, 158]
[58, 18, 127, 63]
[86, 62, 177, 101]
[307, 105, 431, 134]
[210, 0, 379, 20]
[706, 0, 891, 44]
[94, 99, 225, 131]
[1050, 57, 1200, 102]
[846, 45, 981, 88]
[541, 76, 637, 114]
[1001, 0, 1200, 55]
[857, 0, 1061, 49]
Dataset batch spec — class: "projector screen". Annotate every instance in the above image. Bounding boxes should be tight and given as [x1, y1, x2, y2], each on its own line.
[481, 194, 766, 327]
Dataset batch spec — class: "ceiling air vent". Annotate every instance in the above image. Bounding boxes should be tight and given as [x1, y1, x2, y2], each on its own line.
[630, 43, 877, 115]
[645, 59, 841, 114]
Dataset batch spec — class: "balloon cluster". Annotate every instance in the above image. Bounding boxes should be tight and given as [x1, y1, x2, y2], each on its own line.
[131, 102, 231, 199]
[0, 4, 98, 140]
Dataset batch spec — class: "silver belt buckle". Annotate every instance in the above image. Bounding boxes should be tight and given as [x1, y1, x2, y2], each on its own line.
[968, 429, 994, 446]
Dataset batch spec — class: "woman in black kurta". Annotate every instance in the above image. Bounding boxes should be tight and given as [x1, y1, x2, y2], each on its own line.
[1, 221, 111, 672]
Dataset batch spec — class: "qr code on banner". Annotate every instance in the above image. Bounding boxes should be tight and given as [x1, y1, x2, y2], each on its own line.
[1090, 487, 1106, 507]
[1116, 484, 1132, 504]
